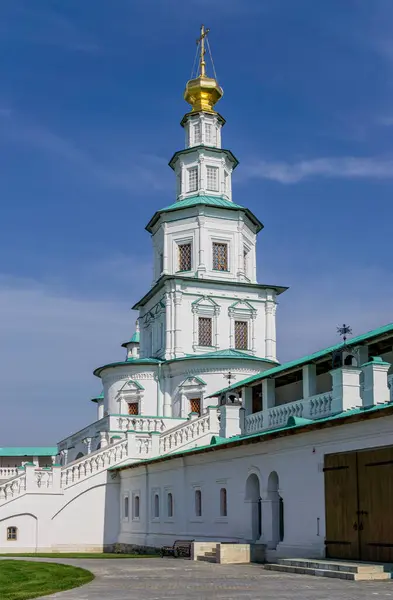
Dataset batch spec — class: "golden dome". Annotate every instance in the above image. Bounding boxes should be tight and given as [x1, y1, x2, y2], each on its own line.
[184, 25, 223, 113]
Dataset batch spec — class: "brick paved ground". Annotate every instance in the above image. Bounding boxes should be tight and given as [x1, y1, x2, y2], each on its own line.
[4, 557, 393, 599]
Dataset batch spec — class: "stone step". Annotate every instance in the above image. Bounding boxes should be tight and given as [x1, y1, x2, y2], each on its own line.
[277, 558, 389, 574]
[264, 563, 391, 581]
[197, 555, 216, 563]
[204, 551, 217, 557]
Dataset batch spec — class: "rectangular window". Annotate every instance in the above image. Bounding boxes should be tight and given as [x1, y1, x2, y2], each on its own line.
[128, 402, 139, 415]
[7, 527, 17, 541]
[243, 247, 249, 275]
[194, 123, 201, 144]
[133, 494, 140, 519]
[198, 317, 212, 347]
[205, 123, 212, 144]
[178, 242, 192, 271]
[213, 242, 228, 271]
[188, 167, 198, 192]
[235, 320, 248, 350]
[124, 496, 129, 519]
[206, 166, 219, 191]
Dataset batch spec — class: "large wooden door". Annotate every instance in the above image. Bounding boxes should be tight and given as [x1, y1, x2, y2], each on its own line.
[325, 445, 393, 561]
[357, 446, 393, 562]
[324, 451, 359, 559]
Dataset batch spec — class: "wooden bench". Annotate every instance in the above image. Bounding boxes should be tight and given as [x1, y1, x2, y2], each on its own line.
[160, 539, 194, 558]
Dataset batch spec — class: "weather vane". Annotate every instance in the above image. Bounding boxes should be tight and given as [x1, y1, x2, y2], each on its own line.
[337, 323, 352, 343]
[224, 371, 236, 386]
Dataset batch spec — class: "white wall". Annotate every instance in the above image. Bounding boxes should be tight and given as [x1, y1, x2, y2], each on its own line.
[118, 413, 393, 559]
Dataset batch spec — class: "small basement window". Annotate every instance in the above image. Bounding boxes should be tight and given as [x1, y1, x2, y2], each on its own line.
[7, 526, 17, 541]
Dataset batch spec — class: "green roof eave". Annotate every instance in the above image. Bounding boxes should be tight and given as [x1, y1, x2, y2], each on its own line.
[90, 390, 104, 403]
[0, 446, 57, 457]
[209, 321, 393, 397]
[168, 146, 239, 171]
[165, 350, 278, 364]
[132, 275, 288, 310]
[94, 358, 163, 378]
[145, 194, 263, 234]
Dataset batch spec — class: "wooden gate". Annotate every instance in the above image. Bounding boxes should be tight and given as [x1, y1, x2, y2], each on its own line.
[324, 445, 393, 562]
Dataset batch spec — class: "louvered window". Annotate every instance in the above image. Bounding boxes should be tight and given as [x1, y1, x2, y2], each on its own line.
[178, 243, 192, 271]
[188, 167, 198, 192]
[213, 242, 228, 271]
[198, 317, 212, 346]
[206, 166, 219, 191]
[235, 320, 248, 350]
[194, 123, 201, 144]
[205, 123, 212, 144]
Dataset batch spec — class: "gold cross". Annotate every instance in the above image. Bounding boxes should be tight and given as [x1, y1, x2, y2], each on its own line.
[196, 24, 210, 77]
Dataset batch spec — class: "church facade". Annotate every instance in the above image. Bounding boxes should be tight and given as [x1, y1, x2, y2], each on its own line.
[1, 29, 393, 563]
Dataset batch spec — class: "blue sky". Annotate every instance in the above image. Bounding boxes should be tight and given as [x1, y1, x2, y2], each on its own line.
[1, 0, 393, 445]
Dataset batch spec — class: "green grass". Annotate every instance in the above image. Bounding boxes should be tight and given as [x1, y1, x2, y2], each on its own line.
[0, 552, 159, 558]
[0, 560, 94, 600]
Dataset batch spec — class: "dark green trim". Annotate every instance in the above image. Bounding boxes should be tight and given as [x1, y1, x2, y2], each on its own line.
[168, 145, 238, 171]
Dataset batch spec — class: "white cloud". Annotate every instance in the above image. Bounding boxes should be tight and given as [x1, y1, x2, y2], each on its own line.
[376, 116, 393, 127]
[242, 156, 393, 184]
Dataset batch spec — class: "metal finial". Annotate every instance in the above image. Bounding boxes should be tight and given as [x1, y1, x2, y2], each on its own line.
[224, 371, 236, 387]
[196, 24, 210, 77]
[337, 323, 352, 343]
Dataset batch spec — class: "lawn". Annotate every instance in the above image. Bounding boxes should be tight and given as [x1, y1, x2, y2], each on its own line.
[0, 552, 159, 558]
[0, 560, 94, 600]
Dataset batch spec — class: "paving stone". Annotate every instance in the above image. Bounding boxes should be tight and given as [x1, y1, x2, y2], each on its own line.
[3, 557, 393, 599]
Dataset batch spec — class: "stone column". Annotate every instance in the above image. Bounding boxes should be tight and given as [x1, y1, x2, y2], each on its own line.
[265, 302, 277, 361]
[218, 403, 241, 438]
[302, 364, 316, 398]
[173, 291, 182, 356]
[361, 357, 390, 407]
[197, 215, 206, 276]
[163, 378, 172, 417]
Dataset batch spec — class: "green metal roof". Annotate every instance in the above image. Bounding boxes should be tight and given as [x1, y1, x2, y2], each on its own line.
[121, 331, 140, 348]
[91, 390, 104, 403]
[145, 195, 264, 233]
[0, 447, 57, 457]
[210, 321, 393, 397]
[94, 357, 163, 377]
[166, 348, 278, 363]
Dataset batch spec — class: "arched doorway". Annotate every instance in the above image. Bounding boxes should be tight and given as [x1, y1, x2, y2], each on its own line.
[267, 471, 283, 549]
[245, 473, 261, 542]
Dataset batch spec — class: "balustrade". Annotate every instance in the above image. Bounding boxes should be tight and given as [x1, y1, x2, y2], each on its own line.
[117, 416, 167, 433]
[0, 473, 26, 502]
[159, 409, 218, 454]
[0, 467, 20, 480]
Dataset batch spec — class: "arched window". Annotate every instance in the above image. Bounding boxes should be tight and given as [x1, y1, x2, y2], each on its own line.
[7, 526, 17, 541]
[134, 495, 140, 519]
[154, 493, 160, 518]
[344, 354, 356, 366]
[195, 489, 202, 517]
[167, 492, 173, 518]
[220, 488, 227, 517]
[124, 496, 129, 519]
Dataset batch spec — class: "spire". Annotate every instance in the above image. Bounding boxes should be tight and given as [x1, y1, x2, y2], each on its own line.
[184, 25, 223, 113]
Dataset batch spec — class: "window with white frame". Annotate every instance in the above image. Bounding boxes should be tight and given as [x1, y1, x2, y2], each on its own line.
[133, 494, 140, 519]
[198, 316, 212, 347]
[167, 492, 174, 518]
[194, 123, 201, 144]
[206, 166, 219, 191]
[6, 526, 17, 541]
[220, 488, 228, 517]
[205, 123, 212, 144]
[188, 167, 198, 192]
[178, 242, 192, 271]
[195, 489, 202, 517]
[213, 242, 228, 271]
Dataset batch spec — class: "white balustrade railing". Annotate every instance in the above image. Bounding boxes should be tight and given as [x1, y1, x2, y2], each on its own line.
[35, 468, 53, 489]
[244, 392, 334, 435]
[0, 467, 20, 480]
[61, 438, 128, 488]
[117, 416, 167, 433]
[160, 408, 219, 454]
[245, 411, 264, 434]
[0, 472, 26, 502]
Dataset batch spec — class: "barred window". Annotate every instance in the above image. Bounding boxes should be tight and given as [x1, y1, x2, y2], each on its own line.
[205, 123, 212, 144]
[235, 320, 248, 350]
[178, 243, 192, 271]
[128, 402, 139, 415]
[188, 167, 198, 192]
[213, 242, 228, 271]
[198, 317, 212, 347]
[206, 166, 219, 191]
[194, 123, 201, 144]
[7, 527, 17, 541]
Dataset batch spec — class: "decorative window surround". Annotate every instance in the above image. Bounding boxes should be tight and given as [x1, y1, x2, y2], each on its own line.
[151, 488, 160, 521]
[177, 376, 207, 418]
[191, 486, 203, 521]
[132, 491, 140, 521]
[192, 297, 220, 352]
[228, 300, 257, 354]
[116, 379, 144, 415]
[123, 493, 129, 521]
[165, 488, 174, 521]
[213, 241, 228, 271]
[178, 242, 192, 272]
